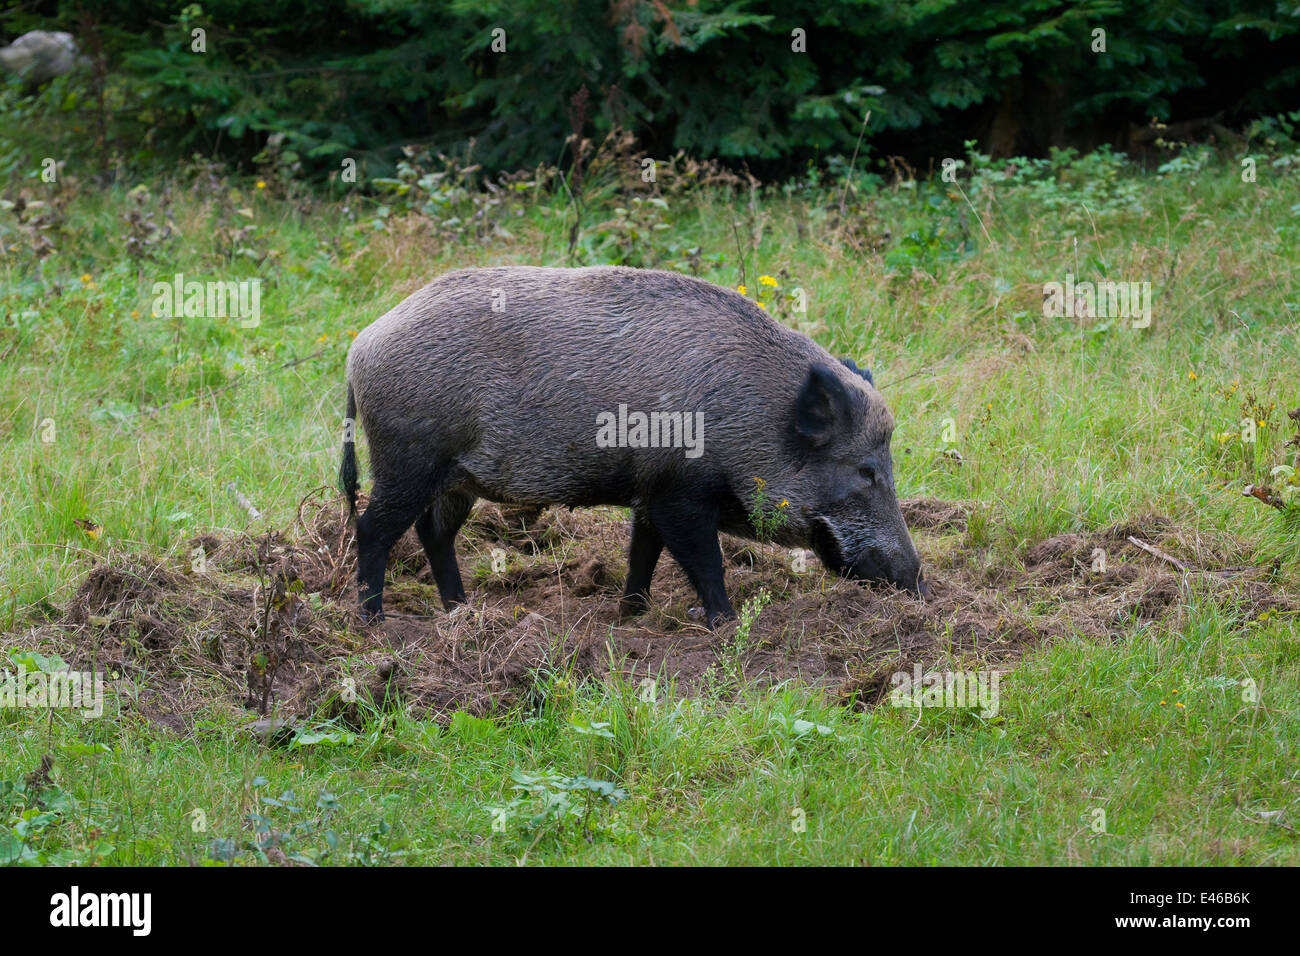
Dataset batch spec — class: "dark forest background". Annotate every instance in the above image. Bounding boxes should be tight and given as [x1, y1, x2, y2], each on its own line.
[3, 0, 1298, 181]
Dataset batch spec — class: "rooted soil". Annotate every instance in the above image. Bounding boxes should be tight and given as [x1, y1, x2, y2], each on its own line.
[13, 491, 1294, 733]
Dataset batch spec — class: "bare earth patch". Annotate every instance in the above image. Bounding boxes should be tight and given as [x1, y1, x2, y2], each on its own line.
[12, 492, 1293, 733]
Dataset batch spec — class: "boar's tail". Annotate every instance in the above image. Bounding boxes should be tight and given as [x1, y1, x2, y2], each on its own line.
[340, 382, 359, 519]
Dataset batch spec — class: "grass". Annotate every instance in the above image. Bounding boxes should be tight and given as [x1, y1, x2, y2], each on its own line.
[1, 123, 1300, 864]
[6, 605, 1299, 865]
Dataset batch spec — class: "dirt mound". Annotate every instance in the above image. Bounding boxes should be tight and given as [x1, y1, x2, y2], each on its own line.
[11, 491, 1295, 733]
[900, 497, 974, 530]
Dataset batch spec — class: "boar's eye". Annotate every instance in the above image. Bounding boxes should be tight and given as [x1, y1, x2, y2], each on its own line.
[858, 465, 877, 485]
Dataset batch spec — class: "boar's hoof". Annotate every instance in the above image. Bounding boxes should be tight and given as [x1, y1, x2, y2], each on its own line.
[619, 593, 652, 619]
[688, 606, 737, 629]
[708, 610, 737, 629]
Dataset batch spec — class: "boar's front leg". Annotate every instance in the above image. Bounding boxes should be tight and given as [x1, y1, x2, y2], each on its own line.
[414, 491, 474, 610]
[620, 510, 663, 618]
[648, 497, 736, 628]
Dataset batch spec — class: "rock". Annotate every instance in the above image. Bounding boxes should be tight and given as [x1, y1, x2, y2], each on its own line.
[0, 31, 82, 84]
[245, 717, 299, 747]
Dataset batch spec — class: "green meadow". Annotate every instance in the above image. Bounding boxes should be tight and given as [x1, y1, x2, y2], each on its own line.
[2, 129, 1299, 864]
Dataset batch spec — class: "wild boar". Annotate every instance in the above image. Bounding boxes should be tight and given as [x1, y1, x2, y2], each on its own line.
[340, 266, 924, 626]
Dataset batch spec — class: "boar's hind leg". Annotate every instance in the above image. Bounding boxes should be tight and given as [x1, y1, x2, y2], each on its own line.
[620, 511, 663, 617]
[414, 492, 473, 610]
[355, 469, 441, 622]
[648, 498, 736, 628]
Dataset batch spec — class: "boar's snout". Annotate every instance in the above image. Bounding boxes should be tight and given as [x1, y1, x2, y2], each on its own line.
[810, 511, 927, 598]
[848, 540, 927, 598]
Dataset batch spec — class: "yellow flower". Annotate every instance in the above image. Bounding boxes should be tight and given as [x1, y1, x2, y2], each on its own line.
[1174, 702, 1184, 709]
[1187, 370, 1197, 381]
[345, 329, 359, 339]
[80, 274, 92, 283]
[256, 180, 267, 189]
[736, 285, 747, 296]
[130, 310, 140, 319]
[779, 499, 788, 508]
[316, 333, 329, 343]
[757, 302, 767, 310]
[758, 275, 778, 287]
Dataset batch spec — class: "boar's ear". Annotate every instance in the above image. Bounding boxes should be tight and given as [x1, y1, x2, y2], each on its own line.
[840, 356, 874, 386]
[796, 363, 852, 446]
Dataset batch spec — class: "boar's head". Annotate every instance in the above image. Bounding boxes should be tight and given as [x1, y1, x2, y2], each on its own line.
[792, 360, 926, 597]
